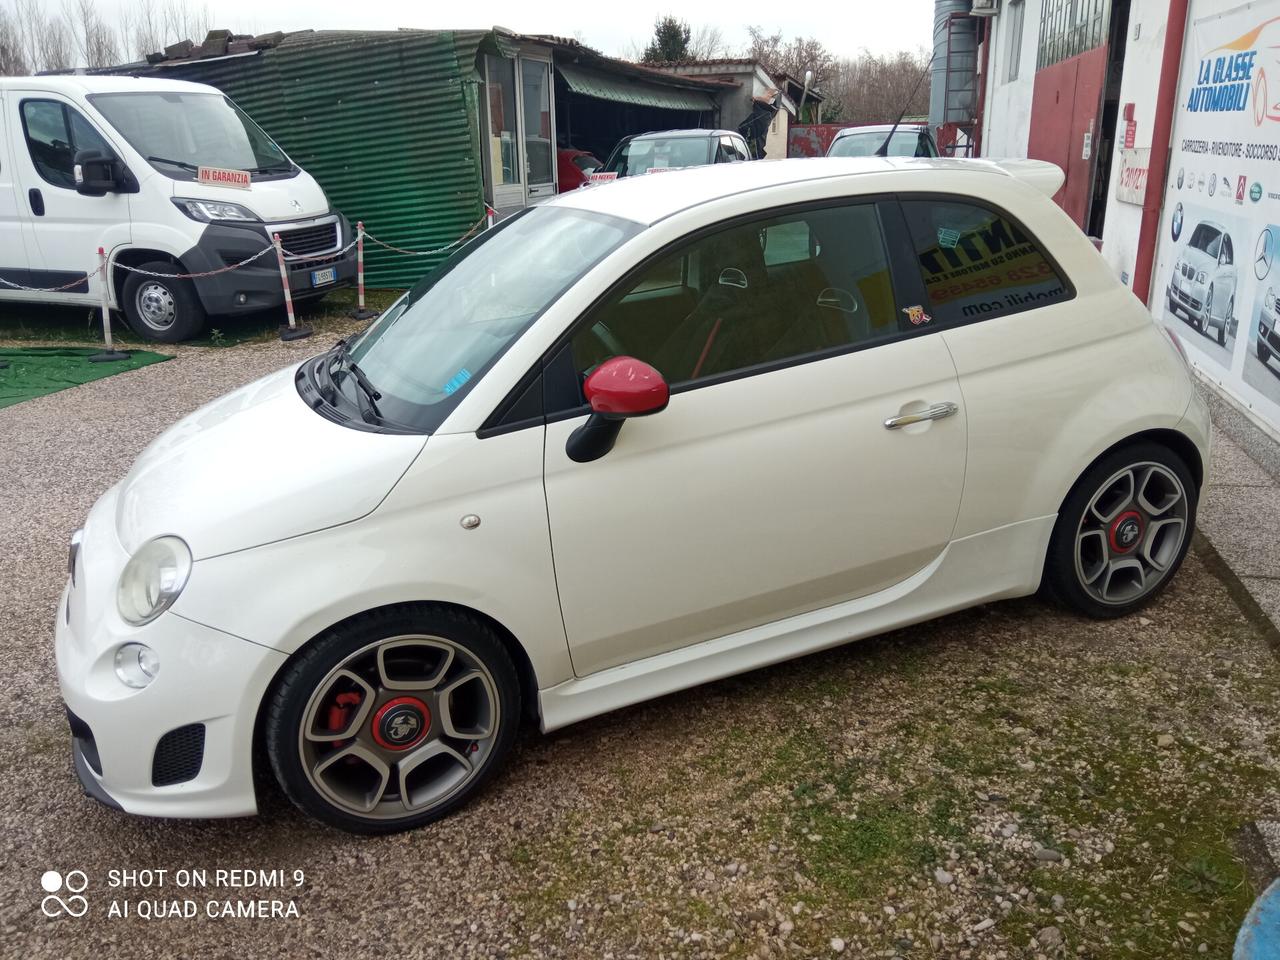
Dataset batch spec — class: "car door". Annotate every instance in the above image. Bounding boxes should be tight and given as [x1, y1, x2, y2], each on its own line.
[0, 91, 31, 299]
[541, 198, 967, 677]
[10, 93, 132, 302]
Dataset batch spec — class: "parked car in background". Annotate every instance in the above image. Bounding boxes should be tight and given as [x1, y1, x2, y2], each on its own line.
[1167, 219, 1237, 346]
[826, 123, 939, 159]
[598, 129, 751, 180]
[58, 156, 1209, 835]
[556, 147, 602, 192]
[0, 75, 355, 342]
[1260, 287, 1280, 365]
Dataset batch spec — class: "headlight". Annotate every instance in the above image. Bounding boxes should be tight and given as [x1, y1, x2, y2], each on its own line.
[114, 643, 160, 689]
[172, 198, 260, 223]
[1267, 288, 1276, 312]
[1196, 270, 1207, 284]
[117, 536, 192, 626]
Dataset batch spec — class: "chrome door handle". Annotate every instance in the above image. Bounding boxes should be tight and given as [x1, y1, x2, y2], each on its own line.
[883, 401, 959, 430]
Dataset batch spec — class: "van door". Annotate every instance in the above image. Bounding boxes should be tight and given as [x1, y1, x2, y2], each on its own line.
[0, 94, 31, 298]
[8, 93, 132, 302]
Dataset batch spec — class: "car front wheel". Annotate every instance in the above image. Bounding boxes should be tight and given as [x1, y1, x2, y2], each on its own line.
[265, 605, 521, 834]
[121, 261, 207, 342]
[1043, 443, 1196, 619]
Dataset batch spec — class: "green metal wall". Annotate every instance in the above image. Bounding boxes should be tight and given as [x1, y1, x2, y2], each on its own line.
[140, 31, 489, 288]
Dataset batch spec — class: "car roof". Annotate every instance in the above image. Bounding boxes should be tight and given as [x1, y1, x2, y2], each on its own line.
[1191, 220, 1226, 232]
[630, 129, 740, 140]
[549, 156, 1061, 227]
[0, 74, 221, 97]
[833, 124, 928, 136]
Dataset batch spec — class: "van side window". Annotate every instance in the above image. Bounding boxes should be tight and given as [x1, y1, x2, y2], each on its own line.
[900, 198, 1071, 325]
[21, 100, 113, 190]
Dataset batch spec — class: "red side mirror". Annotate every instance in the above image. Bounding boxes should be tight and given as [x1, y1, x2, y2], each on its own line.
[583, 356, 669, 418]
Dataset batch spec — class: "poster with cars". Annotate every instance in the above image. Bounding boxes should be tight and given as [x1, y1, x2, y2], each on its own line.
[1153, 0, 1280, 429]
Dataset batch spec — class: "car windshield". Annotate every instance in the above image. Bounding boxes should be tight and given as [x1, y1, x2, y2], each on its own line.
[89, 92, 293, 177]
[828, 130, 935, 158]
[605, 137, 712, 176]
[341, 206, 638, 432]
[1187, 223, 1222, 258]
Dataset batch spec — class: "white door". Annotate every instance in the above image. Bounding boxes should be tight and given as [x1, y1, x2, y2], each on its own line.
[542, 199, 967, 676]
[9, 93, 132, 302]
[0, 93, 31, 298]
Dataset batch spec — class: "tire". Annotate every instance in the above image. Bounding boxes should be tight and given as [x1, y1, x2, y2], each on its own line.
[1043, 442, 1196, 619]
[265, 604, 521, 835]
[121, 261, 206, 343]
[1200, 287, 1213, 335]
[1217, 317, 1227, 346]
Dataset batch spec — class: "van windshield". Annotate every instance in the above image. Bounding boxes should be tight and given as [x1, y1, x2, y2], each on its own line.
[334, 206, 639, 433]
[88, 92, 294, 178]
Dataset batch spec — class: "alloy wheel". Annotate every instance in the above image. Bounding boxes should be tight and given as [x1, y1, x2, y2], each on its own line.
[1074, 462, 1189, 606]
[297, 634, 501, 820]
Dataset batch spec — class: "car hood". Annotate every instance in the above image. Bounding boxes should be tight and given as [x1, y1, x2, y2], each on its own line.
[1180, 247, 1215, 271]
[115, 365, 427, 560]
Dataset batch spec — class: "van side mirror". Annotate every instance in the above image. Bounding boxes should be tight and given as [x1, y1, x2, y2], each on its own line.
[566, 356, 669, 463]
[74, 149, 118, 196]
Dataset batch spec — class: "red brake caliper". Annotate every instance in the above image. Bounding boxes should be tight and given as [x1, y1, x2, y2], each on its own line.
[326, 692, 363, 748]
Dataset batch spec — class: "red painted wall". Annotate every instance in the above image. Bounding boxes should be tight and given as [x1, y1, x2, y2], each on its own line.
[1027, 45, 1109, 229]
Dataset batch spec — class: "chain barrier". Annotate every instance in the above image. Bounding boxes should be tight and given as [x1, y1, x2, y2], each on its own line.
[0, 210, 492, 294]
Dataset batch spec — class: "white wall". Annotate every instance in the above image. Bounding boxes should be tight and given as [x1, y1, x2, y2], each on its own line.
[1099, 0, 1170, 283]
[980, 0, 1041, 156]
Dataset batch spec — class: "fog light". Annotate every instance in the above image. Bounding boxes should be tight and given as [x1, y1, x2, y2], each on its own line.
[114, 643, 159, 689]
[236, 293, 248, 304]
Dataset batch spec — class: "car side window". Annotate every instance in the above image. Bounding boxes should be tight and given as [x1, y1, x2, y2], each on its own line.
[900, 198, 1071, 326]
[733, 138, 751, 162]
[717, 136, 739, 163]
[569, 201, 910, 392]
[1221, 234, 1234, 265]
[21, 99, 113, 189]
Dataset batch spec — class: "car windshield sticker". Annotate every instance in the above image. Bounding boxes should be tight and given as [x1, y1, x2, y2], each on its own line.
[937, 227, 962, 249]
[902, 305, 932, 325]
[443, 368, 472, 396]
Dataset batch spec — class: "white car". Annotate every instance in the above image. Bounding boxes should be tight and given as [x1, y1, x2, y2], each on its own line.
[56, 157, 1210, 834]
[1167, 220, 1238, 346]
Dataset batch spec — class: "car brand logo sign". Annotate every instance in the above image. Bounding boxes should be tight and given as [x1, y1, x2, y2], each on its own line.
[1171, 202, 1184, 241]
[1177, 168, 1185, 189]
[289, 199, 303, 212]
[1250, 181, 1263, 202]
[1237, 175, 1248, 203]
[901, 305, 932, 325]
[1209, 173, 1218, 196]
[1257, 227, 1275, 280]
[387, 712, 419, 742]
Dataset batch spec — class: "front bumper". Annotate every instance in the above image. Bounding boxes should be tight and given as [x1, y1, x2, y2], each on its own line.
[54, 492, 287, 818]
[1168, 280, 1207, 323]
[181, 212, 357, 317]
[1261, 315, 1280, 354]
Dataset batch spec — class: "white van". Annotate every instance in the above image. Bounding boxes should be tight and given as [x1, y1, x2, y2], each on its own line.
[0, 75, 356, 341]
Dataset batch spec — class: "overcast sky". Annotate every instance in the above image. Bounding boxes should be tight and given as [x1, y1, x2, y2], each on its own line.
[169, 1, 936, 62]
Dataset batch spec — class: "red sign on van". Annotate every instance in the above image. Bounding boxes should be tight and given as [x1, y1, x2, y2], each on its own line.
[197, 165, 251, 190]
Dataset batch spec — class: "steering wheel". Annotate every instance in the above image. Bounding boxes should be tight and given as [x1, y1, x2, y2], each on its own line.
[590, 320, 626, 357]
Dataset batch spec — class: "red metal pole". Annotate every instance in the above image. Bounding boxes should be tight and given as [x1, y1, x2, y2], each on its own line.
[1132, 0, 1191, 306]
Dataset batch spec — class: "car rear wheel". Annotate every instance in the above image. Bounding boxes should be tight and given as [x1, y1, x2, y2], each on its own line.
[121, 261, 207, 343]
[265, 605, 521, 834]
[1043, 443, 1196, 619]
[1218, 297, 1231, 345]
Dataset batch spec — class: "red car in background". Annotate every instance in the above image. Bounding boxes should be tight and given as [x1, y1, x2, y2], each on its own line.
[557, 148, 602, 192]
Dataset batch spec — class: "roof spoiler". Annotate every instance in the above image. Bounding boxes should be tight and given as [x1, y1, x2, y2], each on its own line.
[981, 158, 1065, 197]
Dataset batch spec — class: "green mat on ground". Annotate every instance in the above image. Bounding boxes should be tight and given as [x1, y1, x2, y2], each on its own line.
[0, 347, 172, 410]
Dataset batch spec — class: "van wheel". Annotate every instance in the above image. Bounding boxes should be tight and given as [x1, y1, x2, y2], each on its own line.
[1043, 442, 1196, 619]
[265, 605, 521, 835]
[121, 261, 206, 342]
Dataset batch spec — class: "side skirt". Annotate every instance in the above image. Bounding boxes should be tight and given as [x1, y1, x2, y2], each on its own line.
[537, 515, 1056, 732]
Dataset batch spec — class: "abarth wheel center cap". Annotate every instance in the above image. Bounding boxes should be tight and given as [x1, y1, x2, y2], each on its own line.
[371, 697, 431, 751]
[1109, 510, 1144, 554]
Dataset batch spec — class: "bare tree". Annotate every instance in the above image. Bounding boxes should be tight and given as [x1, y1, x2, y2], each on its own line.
[744, 26, 835, 90]
[688, 25, 726, 60]
[0, 3, 28, 74]
[823, 48, 932, 124]
[63, 0, 119, 68]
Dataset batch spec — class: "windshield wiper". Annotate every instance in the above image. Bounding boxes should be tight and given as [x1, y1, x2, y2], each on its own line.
[328, 340, 384, 424]
[146, 155, 199, 171]
[250, 162, 295, 174]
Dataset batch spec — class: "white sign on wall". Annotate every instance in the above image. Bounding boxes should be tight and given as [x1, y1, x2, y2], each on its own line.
[1116, 148, 1150, 205]
[1154, 0, 1280, 435]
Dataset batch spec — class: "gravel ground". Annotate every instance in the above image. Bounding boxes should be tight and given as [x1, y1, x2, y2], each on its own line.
[2, 331, 1280, 959]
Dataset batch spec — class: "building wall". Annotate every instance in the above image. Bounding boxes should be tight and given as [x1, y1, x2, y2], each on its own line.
[764, 110, 790, 158]
[980, 0, 1042, 156]
[1098, 0, 1169, 284]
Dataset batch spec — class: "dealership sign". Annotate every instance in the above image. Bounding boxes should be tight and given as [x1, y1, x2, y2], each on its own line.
[1155, 0, 1280, 436]
[1116, 148, 1150, 205]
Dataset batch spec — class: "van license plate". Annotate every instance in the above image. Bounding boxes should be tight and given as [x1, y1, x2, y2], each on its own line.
[310, 267, 337, 287]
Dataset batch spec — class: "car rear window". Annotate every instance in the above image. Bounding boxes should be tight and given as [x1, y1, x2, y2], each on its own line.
[900, 198, 1071, 326]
